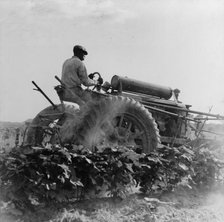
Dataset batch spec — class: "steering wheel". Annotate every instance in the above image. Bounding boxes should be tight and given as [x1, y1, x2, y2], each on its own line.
[88, 72, 103, 91]
[88, 72, 101, 80]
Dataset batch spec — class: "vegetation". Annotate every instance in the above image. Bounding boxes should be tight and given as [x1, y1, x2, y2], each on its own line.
[0, 139, 223, 221]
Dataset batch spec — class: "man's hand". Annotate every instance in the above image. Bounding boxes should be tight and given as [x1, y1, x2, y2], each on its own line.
[97, 77, 103, 85]
[88, 72, 103, 85]
[88, 73, 94, 79]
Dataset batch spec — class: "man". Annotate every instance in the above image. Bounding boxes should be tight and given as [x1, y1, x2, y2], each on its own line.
[61, 45, 99, 106]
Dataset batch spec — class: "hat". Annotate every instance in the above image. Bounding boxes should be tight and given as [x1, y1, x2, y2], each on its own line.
[73, 45, 88, 55]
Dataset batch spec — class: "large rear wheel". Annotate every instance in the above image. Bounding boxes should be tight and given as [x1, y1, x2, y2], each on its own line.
[77, 96, 160, 153]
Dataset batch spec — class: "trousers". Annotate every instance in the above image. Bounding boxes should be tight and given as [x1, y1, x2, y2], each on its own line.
[62, 86, 92, 106]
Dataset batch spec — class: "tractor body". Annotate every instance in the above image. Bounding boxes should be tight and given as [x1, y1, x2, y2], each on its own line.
[26, 74, 224, 152]
[104, 75, 191, 146]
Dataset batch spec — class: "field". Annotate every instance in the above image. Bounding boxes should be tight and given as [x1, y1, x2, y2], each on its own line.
[0, 121, 224, 222]
[1, 180, 224, 222]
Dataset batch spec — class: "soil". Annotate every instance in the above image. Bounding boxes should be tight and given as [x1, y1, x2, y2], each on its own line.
[2, 185, 224, 222]
[51, 186, 224, 222]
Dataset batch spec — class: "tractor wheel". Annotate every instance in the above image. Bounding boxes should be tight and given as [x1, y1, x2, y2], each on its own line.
[24, 104, 79, 146]
[78, 96, 160, 153]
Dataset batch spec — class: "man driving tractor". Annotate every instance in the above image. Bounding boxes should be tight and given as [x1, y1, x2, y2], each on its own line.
[61, 45, 102, 106]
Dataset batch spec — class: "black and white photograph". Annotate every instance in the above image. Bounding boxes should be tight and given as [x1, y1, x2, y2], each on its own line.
[0, 0, 224, 221]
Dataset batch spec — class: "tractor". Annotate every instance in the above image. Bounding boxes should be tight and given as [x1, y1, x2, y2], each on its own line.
[24, 73, 224, 153]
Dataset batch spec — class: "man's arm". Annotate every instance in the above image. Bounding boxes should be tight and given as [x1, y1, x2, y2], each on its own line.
[78, 63, 97, 86]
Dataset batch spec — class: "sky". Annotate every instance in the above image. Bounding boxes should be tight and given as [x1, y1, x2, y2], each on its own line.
[0, 0, 224, 122]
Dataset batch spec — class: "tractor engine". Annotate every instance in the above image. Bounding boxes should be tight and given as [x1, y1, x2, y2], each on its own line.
[109, 75, 189, 144]
[111, 75, 173, 100]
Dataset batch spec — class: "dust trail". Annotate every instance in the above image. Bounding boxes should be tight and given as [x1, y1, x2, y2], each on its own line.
[59, 97, 127, 147]
[79, 97, 128, 149]
[197, 139, 224, 221]
[88, 100, 125, 147]
[205, 191, 224, 211]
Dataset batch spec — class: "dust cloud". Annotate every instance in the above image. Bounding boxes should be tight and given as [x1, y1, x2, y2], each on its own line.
[59, 97, 128, 148]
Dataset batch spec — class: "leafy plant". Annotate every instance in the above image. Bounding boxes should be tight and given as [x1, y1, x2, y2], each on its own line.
[0, 140, 223, 217]
[134, 144, 195, 193]
[71, 146, 141, 198]
[191, 141, 224, 188]
[0, 145, 83, 212]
